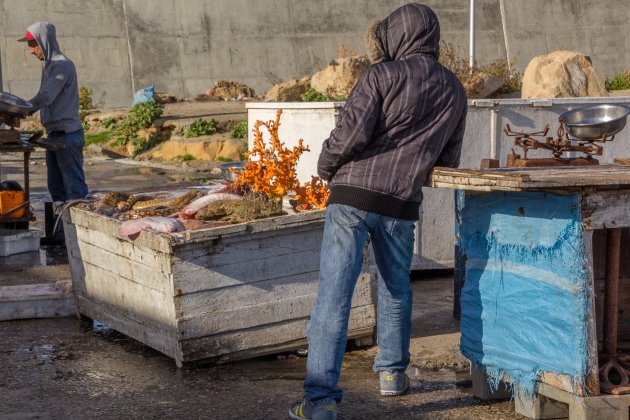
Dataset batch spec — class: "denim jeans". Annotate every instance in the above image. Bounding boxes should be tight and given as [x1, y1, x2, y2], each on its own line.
[46, 129, 89, 202]
[304, 203, 416, 402]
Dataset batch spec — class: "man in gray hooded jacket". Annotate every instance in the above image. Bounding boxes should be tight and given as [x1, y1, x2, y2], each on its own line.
[290, 4, 466, 419]
[18, 22, 88, 202]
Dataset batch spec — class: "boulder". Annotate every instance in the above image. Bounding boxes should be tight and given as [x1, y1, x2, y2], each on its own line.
[265, 77, 311, 102]
[310, 56, 370, 98]
[521, 51, 608, 98]
[464, 73, 504, 99]
[154, 93, 182, 104]
[206, 81, 256, 101]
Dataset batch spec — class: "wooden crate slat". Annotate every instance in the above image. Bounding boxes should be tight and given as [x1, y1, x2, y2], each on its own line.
[179, 305, 376, 361]
[172, 248, 321, 295]
[176, 274, 375, 338]
[70, 240, 171, 295]
[75, 294, 182, 363]
[80, 260, 176, 329]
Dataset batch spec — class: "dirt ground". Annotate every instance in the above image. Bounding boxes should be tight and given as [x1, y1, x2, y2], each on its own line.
[0, 149, 528, 419]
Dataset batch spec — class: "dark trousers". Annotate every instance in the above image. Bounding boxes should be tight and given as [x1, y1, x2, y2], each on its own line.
[46, 129, 89, 202]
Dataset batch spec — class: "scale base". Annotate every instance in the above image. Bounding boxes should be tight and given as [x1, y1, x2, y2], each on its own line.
[506, 157, 599, 168]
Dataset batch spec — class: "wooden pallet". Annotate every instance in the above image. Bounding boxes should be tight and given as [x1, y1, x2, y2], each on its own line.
[515, 382, 630, 420]
[0, 280, 75, 321]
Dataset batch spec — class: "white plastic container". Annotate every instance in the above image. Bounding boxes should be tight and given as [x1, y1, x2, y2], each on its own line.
[0, 229, 42, 257]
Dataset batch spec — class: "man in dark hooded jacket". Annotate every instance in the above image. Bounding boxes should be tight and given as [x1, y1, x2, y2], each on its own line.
[289, 4, 467, 419]
[18, 22, 88, 202]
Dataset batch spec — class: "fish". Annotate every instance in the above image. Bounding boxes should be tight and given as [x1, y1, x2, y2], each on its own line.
[179, 193, 241, 219]
[117, 216, 185, 239]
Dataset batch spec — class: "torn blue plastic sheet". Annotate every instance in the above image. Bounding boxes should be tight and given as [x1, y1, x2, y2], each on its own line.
[457, 190, 590, 398]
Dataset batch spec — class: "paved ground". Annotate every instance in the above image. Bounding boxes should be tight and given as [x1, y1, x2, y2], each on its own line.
[0, 153, 528, 419]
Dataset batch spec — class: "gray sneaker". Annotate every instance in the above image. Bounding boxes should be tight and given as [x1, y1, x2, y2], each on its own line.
[289, 398, 337, 420]
[379, 370, 410, 396]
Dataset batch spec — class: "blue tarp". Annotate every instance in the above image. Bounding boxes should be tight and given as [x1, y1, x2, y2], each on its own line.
[457, 191, 590, 397]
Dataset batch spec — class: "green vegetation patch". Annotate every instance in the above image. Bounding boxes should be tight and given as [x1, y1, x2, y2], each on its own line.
[112, 101, 164, 154]
[605, 71, 630, 91]
[184, 118, 218, 137]
[231, 120, 248, 139]
[84, 131, 112, 147]
[174, 154, 196, 161]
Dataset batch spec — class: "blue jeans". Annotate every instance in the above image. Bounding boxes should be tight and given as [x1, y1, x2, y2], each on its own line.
[46, 129, 89, 202]
[304, 203, 415, 402]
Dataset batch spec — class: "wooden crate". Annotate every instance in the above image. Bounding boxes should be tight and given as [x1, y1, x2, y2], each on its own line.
[62, 207, 376, 367]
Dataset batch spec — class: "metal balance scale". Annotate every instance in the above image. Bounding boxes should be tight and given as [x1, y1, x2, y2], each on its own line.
[503, 104, 630, 168]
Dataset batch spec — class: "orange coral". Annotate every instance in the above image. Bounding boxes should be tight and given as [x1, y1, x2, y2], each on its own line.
[234, 109, 329, 211]
[294, 177, 330, 210]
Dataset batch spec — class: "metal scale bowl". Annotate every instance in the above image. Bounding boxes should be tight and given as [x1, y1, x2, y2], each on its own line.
[505, 104, 630, 168]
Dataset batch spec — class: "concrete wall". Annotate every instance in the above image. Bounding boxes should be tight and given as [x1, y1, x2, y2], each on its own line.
[1, 0, 629, 107]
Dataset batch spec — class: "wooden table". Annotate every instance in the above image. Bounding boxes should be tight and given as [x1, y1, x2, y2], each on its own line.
[428, 165, 630, 419]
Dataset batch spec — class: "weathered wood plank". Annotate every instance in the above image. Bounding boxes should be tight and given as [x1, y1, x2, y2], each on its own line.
[69, 239, 172, 295]
[193, 326, 375, 365]
[172, 225, 322, 268]
[175, 210, 325, 244]
[174, 271, 320, 316]
[172, 248, 321, 295]
[75, 295, 182, 364]
[80, 260, 176, 329]
[582, 190, 630, 230]
[0, 281, 75, 321]
[70, 225, 172, 274]
[176, 274, 375, 337]
[179, 305, 376, 361]
[429, 165, 630, 192]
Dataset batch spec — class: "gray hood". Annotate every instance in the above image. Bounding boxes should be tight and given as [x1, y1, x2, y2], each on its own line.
[377, 3, 440, 61]
[26, 22, 62, 62]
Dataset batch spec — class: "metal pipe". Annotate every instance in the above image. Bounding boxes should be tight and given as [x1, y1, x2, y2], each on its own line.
[469, 0, 476, 71]
[604, 228, 622, 356]
[498, 0, 512, 75]
[490, 108, 498, 159]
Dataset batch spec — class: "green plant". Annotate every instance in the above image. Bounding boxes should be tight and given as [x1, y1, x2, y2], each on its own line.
[130, 101, 164, 129]
[605, 71, 630, 91]
[84, 131, 112, 147]
[100, 117, 116, 129]
[175, 154, 196, 161]
[184, 118, 217, 137]
[231, 120, 248, 139]
[112, 101, 164, 147]
[216, 156, 234, 162]
[301, 88, 330, 102]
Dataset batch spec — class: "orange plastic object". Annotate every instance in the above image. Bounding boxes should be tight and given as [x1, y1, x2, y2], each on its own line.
[0, 190, 26, 219]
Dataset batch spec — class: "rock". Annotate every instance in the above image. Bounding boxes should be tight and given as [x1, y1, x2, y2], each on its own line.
[207, 81, 256, 101]
[464, 73, 504, 99]
[154, 93, 182, 104]
[265, 77, 311, 102]
[216, 138, 245, 162]
[521, 51, 608, 98]
[310, 56, 370, 99]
